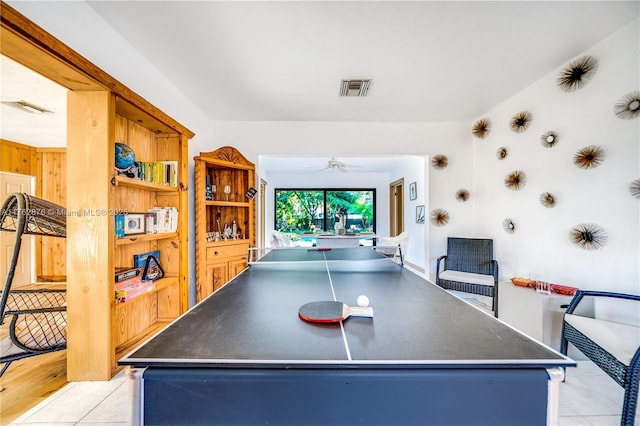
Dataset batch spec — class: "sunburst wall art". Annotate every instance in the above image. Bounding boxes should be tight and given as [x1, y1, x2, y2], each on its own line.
[430, 209, 449, 226]
[431, 154, 448, 170]
[456, 189, 470, 202]
[556, 55, 598, 92]
[510, 111, 532, 133]
[472, 118, 491, 139]
[540, 192, 556, 208]
[496, 147, 508, 160]
[573, 145, 605, 169]
[504, 170, 527, 191]
[630, 179, 640, 199]
[614, 91, 640, 120]
[502, 218, 515, 234]
[569, 223, 607, 250]
[540, 131, 559, 148]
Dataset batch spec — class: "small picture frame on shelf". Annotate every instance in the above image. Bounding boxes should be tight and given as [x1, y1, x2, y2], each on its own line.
[410, 182, 417, 201]
[416, 205, 425, 224]
[124, 213, 145, 235]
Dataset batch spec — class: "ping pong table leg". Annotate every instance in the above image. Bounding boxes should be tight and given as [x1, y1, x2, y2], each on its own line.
[128, 367, 145, 426]
[545, 367, 565, 426]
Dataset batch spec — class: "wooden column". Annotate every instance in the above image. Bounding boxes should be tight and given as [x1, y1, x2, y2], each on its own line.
[66, 90, 114, 380]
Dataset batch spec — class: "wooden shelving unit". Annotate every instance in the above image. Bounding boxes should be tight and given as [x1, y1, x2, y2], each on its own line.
[194, 147, 256, 302]
[0, 0, 194, 382]
[67, 93, 193, 380]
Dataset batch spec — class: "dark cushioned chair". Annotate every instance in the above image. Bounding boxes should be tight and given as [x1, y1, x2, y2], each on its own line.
[561, 290, 640, 426]
[436, 237, 499, 317]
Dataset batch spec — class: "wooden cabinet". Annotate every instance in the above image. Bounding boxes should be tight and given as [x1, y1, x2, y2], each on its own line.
[67, 92, 192, 380]
[194, 147, 255, 302]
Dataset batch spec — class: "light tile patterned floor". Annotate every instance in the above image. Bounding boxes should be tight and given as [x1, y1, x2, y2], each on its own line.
[7, 360, 637, 425]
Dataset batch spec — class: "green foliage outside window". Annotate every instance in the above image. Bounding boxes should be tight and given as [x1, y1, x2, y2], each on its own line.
[275, 189, 375, 235]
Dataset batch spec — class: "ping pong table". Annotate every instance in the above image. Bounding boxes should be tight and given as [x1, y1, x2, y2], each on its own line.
[120, 247, 575, 425]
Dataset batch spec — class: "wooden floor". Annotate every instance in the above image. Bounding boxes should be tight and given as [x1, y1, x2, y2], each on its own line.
[0, 350, 68, 424]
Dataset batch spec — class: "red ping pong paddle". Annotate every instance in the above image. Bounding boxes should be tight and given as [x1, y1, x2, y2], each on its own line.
[298, 300, 373, 323]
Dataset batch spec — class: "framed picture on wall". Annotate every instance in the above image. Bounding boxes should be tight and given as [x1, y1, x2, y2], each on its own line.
[416, 205, 425, 224]
[410, 182, 417, 201]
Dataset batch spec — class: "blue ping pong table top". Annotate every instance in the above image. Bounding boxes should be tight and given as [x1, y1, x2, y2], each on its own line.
[119, 247, 575, 369]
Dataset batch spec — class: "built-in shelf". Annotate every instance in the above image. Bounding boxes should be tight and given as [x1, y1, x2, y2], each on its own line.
[205, 200, 251, 207]
[115, 276, 178, 307]
[115, 232, 179, 246]
[112, 175, 179, 192]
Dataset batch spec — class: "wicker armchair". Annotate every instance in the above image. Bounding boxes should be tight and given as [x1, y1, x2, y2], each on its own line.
[436, 237, 499, 317]
[0, 193, 67, 384]
[561, 290, 640, 426]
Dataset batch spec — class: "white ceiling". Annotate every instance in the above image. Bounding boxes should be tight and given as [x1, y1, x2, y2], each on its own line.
[260, 155, 413, 174]
[86, 0, 639, 122]
[1, 1, 638, 151]
[0, 55, 67, 147]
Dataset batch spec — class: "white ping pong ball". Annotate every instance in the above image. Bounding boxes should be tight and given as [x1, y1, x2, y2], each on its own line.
[357, 295, 369, 307]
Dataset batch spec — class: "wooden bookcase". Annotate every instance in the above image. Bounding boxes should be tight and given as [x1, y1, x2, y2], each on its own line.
[194, 147, 256, 302]
[0, 0, 194, 382]
[67, 92, 192, 380]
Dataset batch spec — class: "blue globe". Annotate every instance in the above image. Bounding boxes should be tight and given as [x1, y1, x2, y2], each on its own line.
[115, 143, 135, 171]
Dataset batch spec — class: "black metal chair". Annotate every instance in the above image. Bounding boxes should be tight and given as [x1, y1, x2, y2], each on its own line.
[436, 237, 499, 317]
[0, 193, 67, 384]
[561, 290, 640, 426]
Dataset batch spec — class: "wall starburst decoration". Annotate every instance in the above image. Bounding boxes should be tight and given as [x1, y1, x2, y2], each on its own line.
[569, 223, 607, 250]
[504, 170, 527, 191]
[502, 218, 515, 234]
[540, 192, 556, 208]
[557, 55, 598, 92]
[614, 91, 640, 120]
[540, 131, 559, 148]
[496, 147, 508, 160]
[472, 118, 491, 139]
[573, 145, 605, 169]
[630, 179, 640, 199]
[509, 111, 532, 133]
[430, 209, 449, 226]
[431, 154, 448, 170]
[456, 189, 470, 202]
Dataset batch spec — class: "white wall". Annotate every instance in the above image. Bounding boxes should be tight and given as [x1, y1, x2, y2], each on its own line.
[468, 20, 639, 300]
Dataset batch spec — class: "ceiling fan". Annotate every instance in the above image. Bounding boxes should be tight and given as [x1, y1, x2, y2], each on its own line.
[318, 157, 349, 172]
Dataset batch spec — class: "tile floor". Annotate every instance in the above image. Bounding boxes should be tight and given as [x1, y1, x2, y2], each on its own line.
[7, 360, 637, 425]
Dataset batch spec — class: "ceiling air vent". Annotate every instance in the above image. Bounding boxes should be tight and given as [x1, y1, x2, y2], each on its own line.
[1, 100, 53, 114]
[339, 79, 371, 97]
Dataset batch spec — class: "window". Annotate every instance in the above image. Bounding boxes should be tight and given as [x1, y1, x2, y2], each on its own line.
[275, 189, 375, 235]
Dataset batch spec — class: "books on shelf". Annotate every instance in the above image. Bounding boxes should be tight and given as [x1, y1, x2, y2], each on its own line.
[115, 274, 143, 291]
[133, 160, 178, 186]
[145, 207, 178, 234]
[115, 214, 125, 238]
[115, 266, 141, 282]
[115, 279, 155, 303]
[114, 250, 164, 303]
